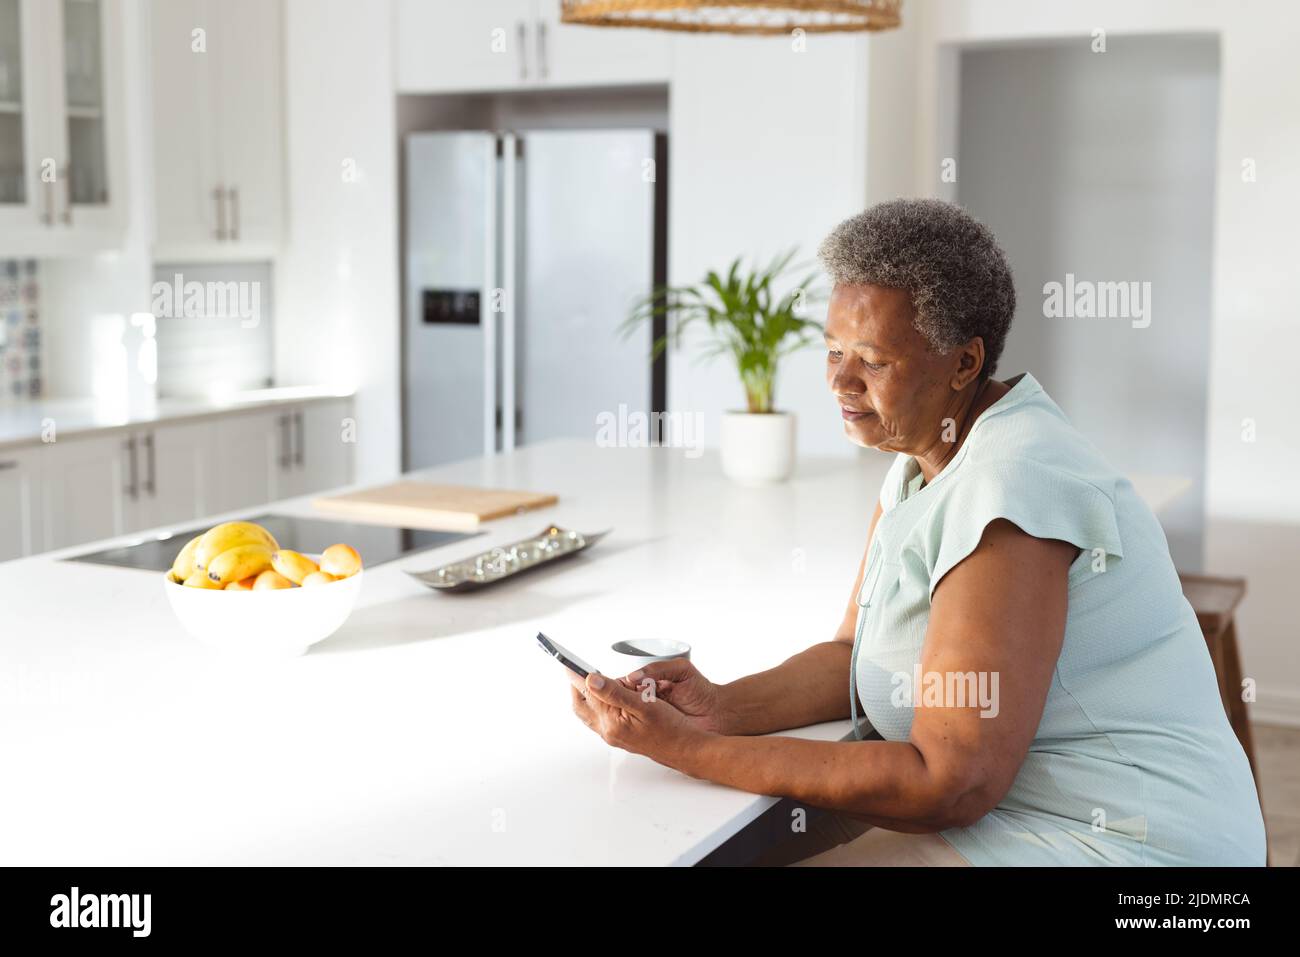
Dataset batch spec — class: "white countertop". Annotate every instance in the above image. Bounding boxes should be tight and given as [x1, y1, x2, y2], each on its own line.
[0, 438, 1192, 866]
[0, 438, 885, 865]
[0, 385, 354, 451]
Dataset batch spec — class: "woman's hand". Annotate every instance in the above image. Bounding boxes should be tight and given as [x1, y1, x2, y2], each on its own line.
[624, 658, 730, 735]
[569, 670, 710, 767]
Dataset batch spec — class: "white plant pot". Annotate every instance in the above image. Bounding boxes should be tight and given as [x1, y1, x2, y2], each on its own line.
[719, 411, 796, 485]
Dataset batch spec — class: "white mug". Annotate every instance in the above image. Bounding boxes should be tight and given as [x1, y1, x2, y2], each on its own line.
[610, 638, 691, 675]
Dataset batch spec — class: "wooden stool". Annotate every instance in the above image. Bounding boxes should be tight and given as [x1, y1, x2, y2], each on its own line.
[1178, 574, 1259, 785]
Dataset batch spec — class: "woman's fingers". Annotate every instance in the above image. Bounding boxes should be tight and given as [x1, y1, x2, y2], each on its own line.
[628, 658, 697, 684]
[570, 685, 596, 728]
[585, 672, 641, 711]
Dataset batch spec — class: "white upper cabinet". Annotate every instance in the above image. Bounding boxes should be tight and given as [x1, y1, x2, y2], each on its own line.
[0, 0, 41, 240]
[397, 0, 532, 93]
[150, 0, 217, 253]
[210, 0, 284, 250]
[0, 0, 127, 258]
[396, 0, 671, 93]
[537, 3, 672, 88]
[149, 0, 284, 258]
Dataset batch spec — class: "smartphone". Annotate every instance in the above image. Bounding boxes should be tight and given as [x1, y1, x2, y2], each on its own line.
[536, 632, 599, 679]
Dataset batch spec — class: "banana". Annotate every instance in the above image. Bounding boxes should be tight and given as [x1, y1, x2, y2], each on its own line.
[253, 569, 294, 590]
[194, 522, 278, 572]
[320, 543, 362, 578]
[271, 549, 318, 585]
[170, 534, 203, 582]
[302, 571, 338, 587]
[225, 576, 257, 591]
[206, 543, 274, 586]
[183, 571, 224, 589]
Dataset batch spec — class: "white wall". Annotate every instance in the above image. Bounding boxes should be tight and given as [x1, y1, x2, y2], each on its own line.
[956, 37, 1220, 572]
[664, 17, 926, 465]
[666, 31, 872, 461]
[277, 0, 401, 484]
[907, 0, 1300, 724]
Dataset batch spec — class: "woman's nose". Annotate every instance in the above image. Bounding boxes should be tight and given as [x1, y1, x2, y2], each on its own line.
[831, 364, 864, 394]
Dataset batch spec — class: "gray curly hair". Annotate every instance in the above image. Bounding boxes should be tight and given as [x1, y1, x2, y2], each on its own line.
[817, 199, 1016, 380]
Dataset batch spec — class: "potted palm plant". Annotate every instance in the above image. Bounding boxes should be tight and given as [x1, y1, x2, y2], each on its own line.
[625, 250, 825, 484]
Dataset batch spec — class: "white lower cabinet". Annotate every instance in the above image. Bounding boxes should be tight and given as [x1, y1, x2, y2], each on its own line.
[0, 446, 44, 561]
[41, 433, 131, 550]
[208, 399, 354, 514]
[209, 410, 281, 516]
[131, 420, 212, 530]
[285, 399, 354, 497]
[40, 421, 211, 549]
[0, 399, 356, 562]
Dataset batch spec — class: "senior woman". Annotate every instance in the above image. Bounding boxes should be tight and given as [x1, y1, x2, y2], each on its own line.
[568, 199, 1266, 867]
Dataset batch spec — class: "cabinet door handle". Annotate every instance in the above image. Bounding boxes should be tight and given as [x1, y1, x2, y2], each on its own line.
[229, 186, 240, 241]
[142, 432, 156, 496]
[0, 460, 18, 471]
[517, 21, 528, 81]
[293, 410, 304, 467]
[277, 414, 292, 470]
[124, 436, 139, 501]
[537, 20, 548, 80]
[213, 185, 228, 240]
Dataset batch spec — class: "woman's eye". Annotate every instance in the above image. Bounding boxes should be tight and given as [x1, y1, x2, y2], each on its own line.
[866, 362, 884, 372]
[828, 350, 843, 361]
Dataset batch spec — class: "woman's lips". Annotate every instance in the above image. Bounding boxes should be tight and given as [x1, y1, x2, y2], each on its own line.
[841, 407, 872, 421]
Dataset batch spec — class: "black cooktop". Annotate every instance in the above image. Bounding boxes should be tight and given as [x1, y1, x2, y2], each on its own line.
[65, 514, 482, 572]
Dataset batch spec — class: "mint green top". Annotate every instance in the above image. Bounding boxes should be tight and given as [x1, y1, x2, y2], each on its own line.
[849, 373, 1265, 865]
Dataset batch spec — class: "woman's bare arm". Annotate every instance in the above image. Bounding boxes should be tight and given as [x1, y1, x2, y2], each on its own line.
[674, 520, 1076, 830]
[714, 500, 883, 736]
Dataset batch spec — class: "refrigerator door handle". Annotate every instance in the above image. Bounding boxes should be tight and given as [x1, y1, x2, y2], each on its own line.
[482, 136, 500, 456]
[501, 132, 518, 452]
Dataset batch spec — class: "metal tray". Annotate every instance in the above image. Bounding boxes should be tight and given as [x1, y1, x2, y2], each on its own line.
[406, 525, 610, 592]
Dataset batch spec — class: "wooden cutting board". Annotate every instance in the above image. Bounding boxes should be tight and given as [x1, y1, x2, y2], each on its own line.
[312, 482, 558, 531]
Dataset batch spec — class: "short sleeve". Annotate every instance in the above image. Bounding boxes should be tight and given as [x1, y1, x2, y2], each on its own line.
[923, 460, 1124, 598]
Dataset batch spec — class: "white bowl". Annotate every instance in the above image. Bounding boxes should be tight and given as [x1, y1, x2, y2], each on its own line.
[163, 556, 363, 657]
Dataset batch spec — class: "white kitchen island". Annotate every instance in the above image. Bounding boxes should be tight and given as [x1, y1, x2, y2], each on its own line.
[0, 437, 1191, 866]
[0, 438, 893, 866]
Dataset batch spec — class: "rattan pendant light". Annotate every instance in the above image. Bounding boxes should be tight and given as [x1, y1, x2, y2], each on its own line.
[560, 0, 902, 35]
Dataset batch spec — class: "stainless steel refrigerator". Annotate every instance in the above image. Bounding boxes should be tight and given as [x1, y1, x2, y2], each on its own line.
[403, 129, 667, 470]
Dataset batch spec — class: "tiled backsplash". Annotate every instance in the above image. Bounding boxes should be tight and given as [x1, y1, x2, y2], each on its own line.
[0, 259, 41, 399]
[153, 261, 274, 397]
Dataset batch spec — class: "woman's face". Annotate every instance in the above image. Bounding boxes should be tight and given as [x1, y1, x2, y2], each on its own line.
[824, 282, 964, 454]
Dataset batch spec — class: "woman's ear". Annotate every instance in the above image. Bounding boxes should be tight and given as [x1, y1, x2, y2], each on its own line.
[951, 338, 986, 390]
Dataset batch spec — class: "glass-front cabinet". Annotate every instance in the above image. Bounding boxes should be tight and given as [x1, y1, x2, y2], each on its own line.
[0, 0, 31, 216]
[0, 0, 124, 256]
[61, 0, 111, 210]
